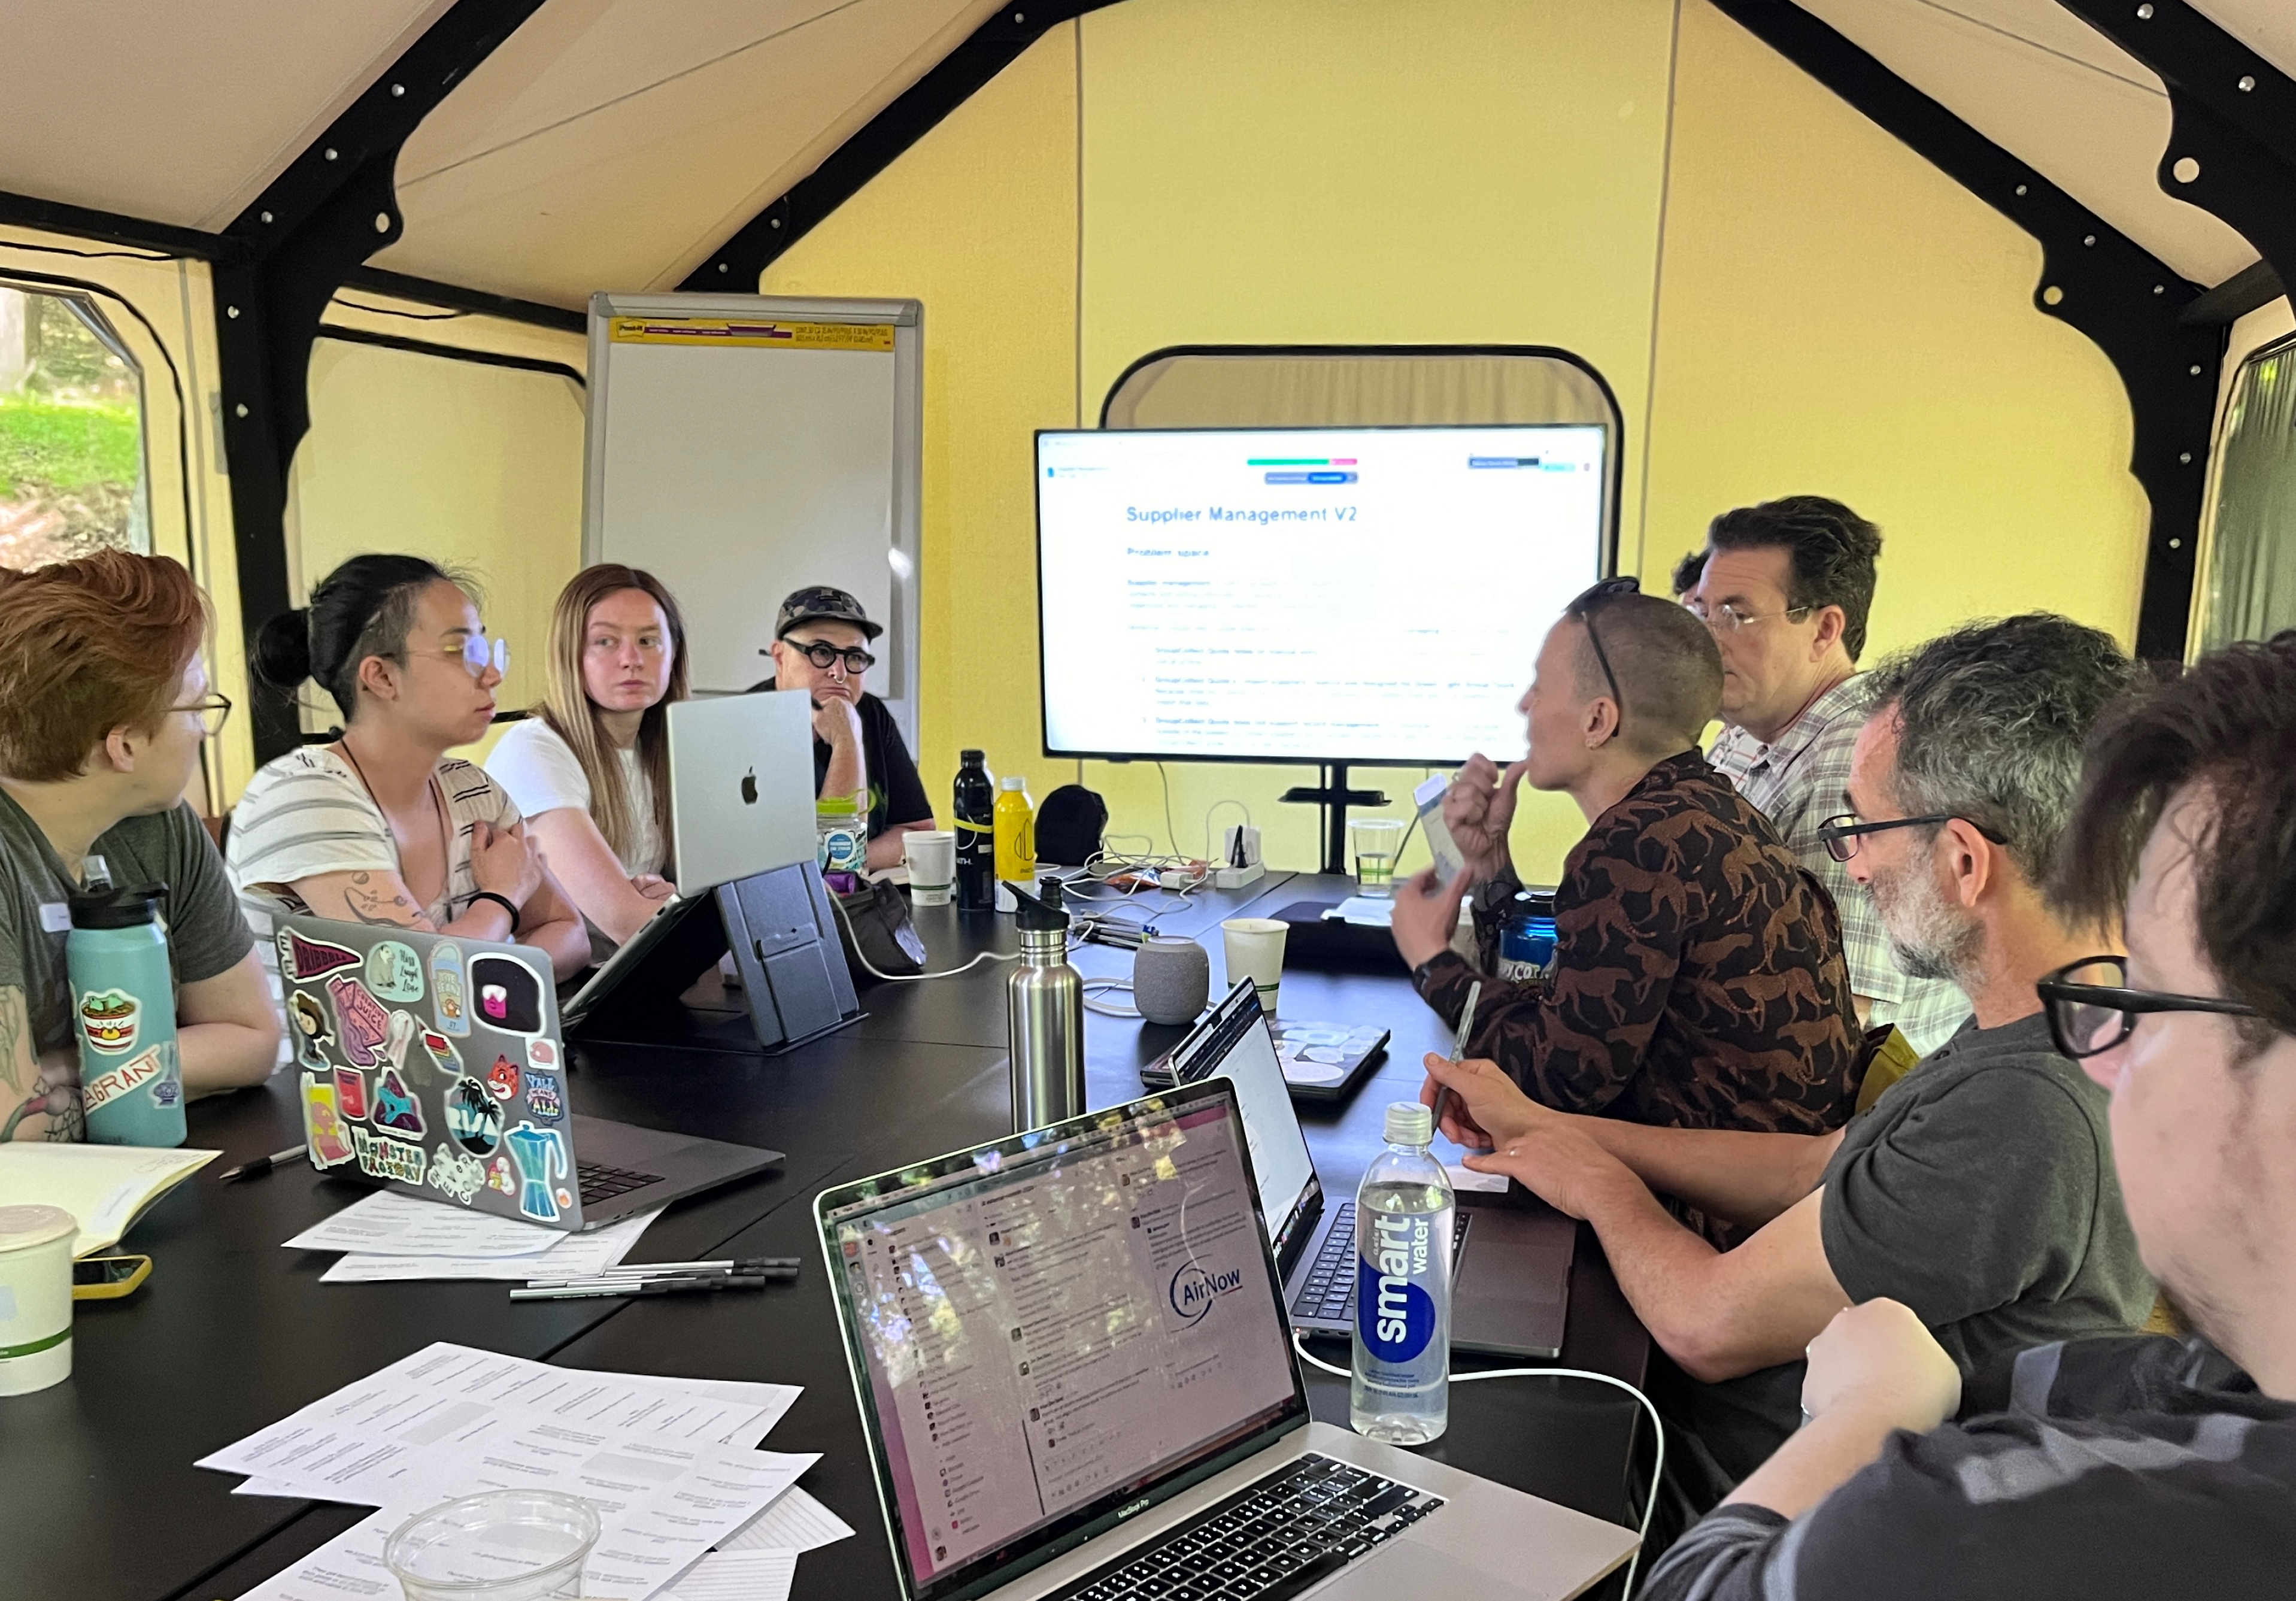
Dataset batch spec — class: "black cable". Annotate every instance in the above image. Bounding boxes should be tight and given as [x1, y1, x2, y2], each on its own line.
[1155, 760, 1179, 856]
[0, 238, 171, 263]
[330, 295, 467, 323]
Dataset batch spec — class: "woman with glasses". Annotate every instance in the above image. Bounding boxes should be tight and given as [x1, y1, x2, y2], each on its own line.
[228, 555, 588, 984]
[486, 565, 687, 947]
[0, 551, 281, 1139]
[747, 586, 936, 871]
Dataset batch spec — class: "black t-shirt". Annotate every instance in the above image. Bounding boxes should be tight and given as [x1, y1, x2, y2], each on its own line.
[1643, 1334, 2296, 1600]
[1660, 1012, 2157, 1494]
[747, 679, 932, 838]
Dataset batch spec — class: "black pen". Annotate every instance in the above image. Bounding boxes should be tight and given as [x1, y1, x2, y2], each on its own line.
[510, 1271, 794, 1302]
[220, 1145, 307, 1182]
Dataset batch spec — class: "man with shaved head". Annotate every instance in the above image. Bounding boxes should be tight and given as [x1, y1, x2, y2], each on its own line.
[1390, 578, 1863, 1246]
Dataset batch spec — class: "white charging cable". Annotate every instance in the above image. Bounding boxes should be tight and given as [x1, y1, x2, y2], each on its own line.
[1290, 1330, 1664, 1596]
[1082, 979, 1141, 1018]
[826, 890, 1019, 983]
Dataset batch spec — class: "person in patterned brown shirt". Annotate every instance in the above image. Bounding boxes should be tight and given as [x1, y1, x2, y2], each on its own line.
[1390, 581, 1861, 1165]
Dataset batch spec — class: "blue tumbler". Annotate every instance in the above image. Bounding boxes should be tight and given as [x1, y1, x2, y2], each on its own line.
[1497, 890, 1559, 986]
[67, 868, 185, 1147]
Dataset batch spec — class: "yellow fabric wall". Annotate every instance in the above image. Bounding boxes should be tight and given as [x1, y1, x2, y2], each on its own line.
[287, 316, 588, 763]
[763, 0, 2149, 883]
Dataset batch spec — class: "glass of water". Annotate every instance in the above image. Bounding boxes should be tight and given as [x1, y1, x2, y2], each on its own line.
[1349, 818, 1408, 898]
[384, 1490, 599, 1599]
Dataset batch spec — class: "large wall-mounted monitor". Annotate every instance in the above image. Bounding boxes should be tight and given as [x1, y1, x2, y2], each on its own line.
[1036, 424, 1611, 765]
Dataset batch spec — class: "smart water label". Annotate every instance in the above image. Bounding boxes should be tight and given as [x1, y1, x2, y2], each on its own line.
[1356, 1208, 1440, 1365]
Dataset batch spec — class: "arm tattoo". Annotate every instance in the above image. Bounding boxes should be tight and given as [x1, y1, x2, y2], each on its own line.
[0, 987, 29, 1096]
[345, 880, 422, 928]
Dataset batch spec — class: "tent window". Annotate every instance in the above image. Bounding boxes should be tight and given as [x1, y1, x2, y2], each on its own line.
[0, 284, 150, 570]
[2192, 332, 2296, 656]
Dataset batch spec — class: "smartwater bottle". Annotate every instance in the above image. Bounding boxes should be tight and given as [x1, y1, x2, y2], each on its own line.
[954, 750, 996, 911]
[1351, 1101, 1452, 1444]
[66, 858, 186, 1148]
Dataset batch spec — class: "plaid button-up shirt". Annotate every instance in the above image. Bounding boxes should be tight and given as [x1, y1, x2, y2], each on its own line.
[1709, 677, 1972, 1055]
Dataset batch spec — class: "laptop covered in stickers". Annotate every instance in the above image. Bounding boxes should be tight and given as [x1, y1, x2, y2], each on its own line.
[278, 913, 783, 1231]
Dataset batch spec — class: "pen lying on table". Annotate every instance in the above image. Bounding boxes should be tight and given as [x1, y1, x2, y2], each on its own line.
[220, 1145, 308, 1182]
[524, 1256, 802, 1285]
[511, 1262, 802, 1301]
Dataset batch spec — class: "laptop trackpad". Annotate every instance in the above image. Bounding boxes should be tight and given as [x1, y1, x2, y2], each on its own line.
[1330, 1535, 1551, 1600]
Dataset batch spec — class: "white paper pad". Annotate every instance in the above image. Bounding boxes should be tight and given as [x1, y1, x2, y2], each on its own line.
[1323, 895, 1397, 927]
[284, 1190, 572, 1257]
[666, 1548, 797, 1600]
[320, 1208, 663, 1282]
[718, 1486, 854, 1554]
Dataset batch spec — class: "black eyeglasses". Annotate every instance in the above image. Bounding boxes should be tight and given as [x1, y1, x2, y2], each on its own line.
[168, 692, 233, 736]
[766, 638, 876, 675]
[1566, 577, 1640, 729]
[1815, 811, 2010, 863]
[2038, 956, 2264, 1060]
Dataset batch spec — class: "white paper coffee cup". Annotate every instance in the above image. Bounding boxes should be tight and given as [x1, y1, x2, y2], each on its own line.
[0, 1204, 76, 1396]
[905, 830, 957, 906]
[1221, 918, 1288, 1014]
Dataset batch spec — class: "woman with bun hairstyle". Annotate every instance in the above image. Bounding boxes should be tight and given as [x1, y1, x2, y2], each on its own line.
[226, 556, 588, 983]
[486, 565, 686, 947]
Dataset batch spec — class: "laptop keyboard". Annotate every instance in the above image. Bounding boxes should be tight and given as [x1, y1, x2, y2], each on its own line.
[1051, 1453, 1444, 1601]
[1291, 1203, 1469, 1326]
[577, 1162, 665, 1206]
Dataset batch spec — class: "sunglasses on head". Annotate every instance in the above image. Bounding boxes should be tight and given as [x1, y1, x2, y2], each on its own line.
[1565, 577, 1640, 727]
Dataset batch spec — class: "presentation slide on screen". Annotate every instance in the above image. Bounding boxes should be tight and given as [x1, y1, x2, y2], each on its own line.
[1038, 426, 1607, 764]
[838, 1108, 1294, 1584]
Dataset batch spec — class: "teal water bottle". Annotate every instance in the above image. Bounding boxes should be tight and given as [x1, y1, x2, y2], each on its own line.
[67, 857, 184, 1147]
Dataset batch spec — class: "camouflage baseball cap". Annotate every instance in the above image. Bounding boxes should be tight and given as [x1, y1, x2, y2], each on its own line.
[774, 585, 881, 641]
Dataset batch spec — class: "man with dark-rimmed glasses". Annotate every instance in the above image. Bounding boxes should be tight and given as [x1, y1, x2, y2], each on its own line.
[1421, 611, 2156, 1560]
[1637, 629, 2296, 1601]
[1391, 577, 1863, 1248]
[747, 586, 935, 871]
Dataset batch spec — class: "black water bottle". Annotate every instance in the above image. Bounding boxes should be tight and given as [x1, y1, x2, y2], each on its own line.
[954, 750, 996, 910]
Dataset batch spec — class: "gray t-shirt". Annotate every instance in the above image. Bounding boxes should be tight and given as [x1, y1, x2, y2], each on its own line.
[0, 789, 254, 1141]
[1657, 1011, 2157, 1494]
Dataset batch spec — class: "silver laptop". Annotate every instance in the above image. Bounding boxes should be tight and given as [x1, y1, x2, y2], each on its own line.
[1166, 981, 1576, 1358]
[283, 913, 782, 1230]
[563, 690, 816, 1027]
[816, 1080, 1636, 1601]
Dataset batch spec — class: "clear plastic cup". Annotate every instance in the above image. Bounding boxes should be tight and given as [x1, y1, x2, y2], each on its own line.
[384, 1490, 600, 1600]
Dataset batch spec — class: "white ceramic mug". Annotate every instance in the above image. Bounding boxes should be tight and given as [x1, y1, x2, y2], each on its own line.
[905, 829, 957, 906]
[1221, 918, 1289, 1014]
[0, 1203, 76, 1397]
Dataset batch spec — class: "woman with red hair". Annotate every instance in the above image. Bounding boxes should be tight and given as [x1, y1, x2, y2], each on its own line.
[0, 551, 281, 1141]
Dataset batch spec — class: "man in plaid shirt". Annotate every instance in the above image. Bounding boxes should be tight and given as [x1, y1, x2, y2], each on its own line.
[1679, 497, 1969, 1054]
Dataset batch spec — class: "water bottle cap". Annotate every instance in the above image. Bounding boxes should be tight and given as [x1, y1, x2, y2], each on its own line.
[960, 748, 984, 763]
[1000, 774, 1027, 790]
[69, 882, 166, 929]
[1384, 1101, 1433, 1146]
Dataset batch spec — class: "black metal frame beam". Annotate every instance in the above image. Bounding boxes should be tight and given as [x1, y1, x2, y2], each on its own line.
[1710, 0, 2221, 664]
[680, 1, 1125, 289]
[211, 1, 551, 762]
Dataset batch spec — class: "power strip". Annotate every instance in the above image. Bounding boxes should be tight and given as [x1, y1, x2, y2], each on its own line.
[1212, 861, 1266, 890]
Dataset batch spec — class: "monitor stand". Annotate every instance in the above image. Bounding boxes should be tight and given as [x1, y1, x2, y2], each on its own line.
[570, 861, 863, 1056]
[1278, 763, 1391, 875]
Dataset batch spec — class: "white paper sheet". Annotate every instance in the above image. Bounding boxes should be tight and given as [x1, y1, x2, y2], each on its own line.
[236, 1452, 812, 1601]
[1443, 1162, 1510, 1194]
[665, 1548, 798, 1600]
[718, 1485, 854, 1554]
[319, 1208, 662, 1281]
[283, 1190, 571, 1257]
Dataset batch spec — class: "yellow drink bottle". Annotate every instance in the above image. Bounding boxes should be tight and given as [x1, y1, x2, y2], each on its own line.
[994, 775, 1036, 883]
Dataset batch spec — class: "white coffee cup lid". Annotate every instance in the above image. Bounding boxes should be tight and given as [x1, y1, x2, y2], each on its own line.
[0, 1204, 77, 1253]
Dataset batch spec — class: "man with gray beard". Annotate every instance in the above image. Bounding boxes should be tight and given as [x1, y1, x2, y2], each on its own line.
[1421, 613, 2158, 1546]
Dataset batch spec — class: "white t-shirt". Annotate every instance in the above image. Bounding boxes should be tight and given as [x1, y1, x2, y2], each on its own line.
[485, 716, 666, 878]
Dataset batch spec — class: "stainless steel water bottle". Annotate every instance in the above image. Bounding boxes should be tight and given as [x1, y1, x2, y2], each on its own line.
[1006, 879, 1084, 1132]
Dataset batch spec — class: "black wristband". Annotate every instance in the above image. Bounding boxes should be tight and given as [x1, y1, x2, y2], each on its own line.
[469, 890, 520, 933]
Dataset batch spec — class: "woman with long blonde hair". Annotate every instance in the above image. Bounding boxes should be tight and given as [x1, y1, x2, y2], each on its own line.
[486, 564, 689, 945]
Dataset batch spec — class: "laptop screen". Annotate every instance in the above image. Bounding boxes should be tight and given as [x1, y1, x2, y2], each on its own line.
[821, 1084, 1305, 1601]
[1164, 984, 1318, 1259]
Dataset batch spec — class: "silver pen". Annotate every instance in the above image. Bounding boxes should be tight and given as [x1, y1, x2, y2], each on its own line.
[1430, 979, 1482, 1144]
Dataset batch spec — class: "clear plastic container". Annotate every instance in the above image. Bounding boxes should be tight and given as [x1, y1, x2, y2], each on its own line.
[383, 1490, 600, 1600]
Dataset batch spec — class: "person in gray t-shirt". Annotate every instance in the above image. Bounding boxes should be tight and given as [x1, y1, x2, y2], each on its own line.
[1422, 615, 2155, 1544]
[0, 554, 277, 1141]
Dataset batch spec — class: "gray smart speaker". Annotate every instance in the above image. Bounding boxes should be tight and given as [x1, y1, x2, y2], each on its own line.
[1132, 935, 1211, 1026]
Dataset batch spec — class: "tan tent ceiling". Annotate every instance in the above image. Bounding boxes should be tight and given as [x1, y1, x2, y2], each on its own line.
[2, 0, 2288, 307]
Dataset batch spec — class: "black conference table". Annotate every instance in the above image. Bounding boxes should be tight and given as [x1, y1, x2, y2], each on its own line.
[7, 872, 1648, 1601]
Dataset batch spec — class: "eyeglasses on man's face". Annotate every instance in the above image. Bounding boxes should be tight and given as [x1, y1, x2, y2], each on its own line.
[776, 638, 875, 675]
[2038, 955, 2265, 1060]
[1682, 598, 1815, 635]
[1815, 811, 2010, 863]
[168, 692, 232, 737]
[1566, 576, 1641, 729]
